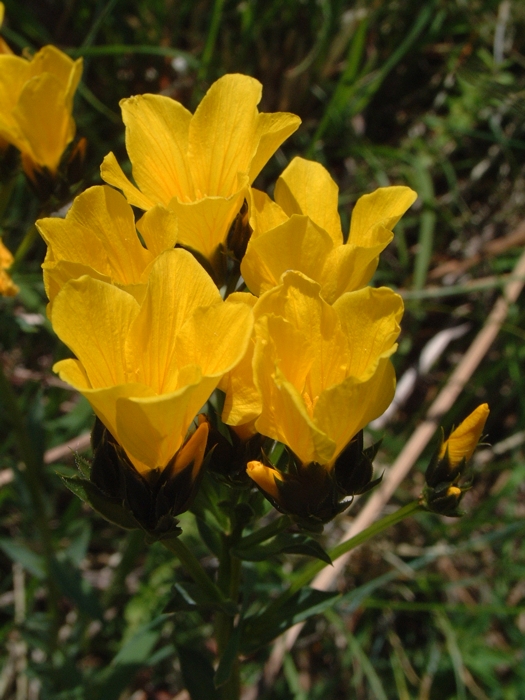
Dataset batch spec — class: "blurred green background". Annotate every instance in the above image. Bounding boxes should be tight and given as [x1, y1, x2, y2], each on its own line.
[1, 0, 525, 698]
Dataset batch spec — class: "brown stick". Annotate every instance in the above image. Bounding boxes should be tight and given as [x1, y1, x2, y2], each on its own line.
[262, 244, 525, 688]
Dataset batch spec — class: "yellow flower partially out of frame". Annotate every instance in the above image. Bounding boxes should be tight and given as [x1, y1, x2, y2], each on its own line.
[52, 248, 253, 475]
[0, 43, 82, 178]
[242, 157, 417, 303]
[0, 238, 18, 296]
[100, 74, 301, 262]
[37, 185, 178, 310]
[223, 271, 403, 469]
[0, 4, 13, 55]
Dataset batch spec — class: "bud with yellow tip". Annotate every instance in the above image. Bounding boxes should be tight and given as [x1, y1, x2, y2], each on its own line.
[423, 404, 489, 516]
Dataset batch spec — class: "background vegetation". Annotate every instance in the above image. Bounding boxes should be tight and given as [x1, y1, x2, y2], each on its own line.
[1, 0, 525, 698]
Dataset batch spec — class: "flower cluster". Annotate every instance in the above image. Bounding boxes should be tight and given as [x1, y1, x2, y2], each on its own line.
[39, 73, 420, 532]
[0, 3, 82, 187]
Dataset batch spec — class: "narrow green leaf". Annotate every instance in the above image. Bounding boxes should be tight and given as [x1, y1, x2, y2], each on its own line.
[241, 588, 340, 653]
[61, 476, 140, 530]
[214, 623, 241, 688]
[177, 645, 220, 700]
[233, 532, 331, 564]
[0, 538, 46, 578]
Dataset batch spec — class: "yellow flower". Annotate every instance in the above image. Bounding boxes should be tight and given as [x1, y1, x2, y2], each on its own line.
[0, 238, 18, 296]
[51, 248, 253, 475]
[0, 3, 13, 55]
[439, 403, 489, 467]
[225, 271, 402, 474]
[36, 185, 178, 311]
[100, 74, 301, 262]
[241, 157, 416, 303]
[0, 44, 82, 178]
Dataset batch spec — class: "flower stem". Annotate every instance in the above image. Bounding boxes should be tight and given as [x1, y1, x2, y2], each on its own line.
[162, 536, 228, 607]
[268, 500, 422, 614]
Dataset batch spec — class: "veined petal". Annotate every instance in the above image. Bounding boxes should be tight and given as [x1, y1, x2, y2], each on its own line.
[120, 94, 194, 204]
[248, 188, 288, 239]
[254, 348, 335, 465]
[314, 358, 396, 460]
[241, 214, 333, 296]
[275, 157, 343, 245]
[349, 186, 417, 245]
[136, 205, 178, 257]
[320, 225, 393, 303]
[126, 249, 220, 393]
[175, 300, 253, 378]
[168, 186, 247, 261]
[43, 260, 111, 309]
[221, 292, 261, 426]
[188, 74, 261, 197]
[52, 276, 140, 388]
[333, 287, 403, 379]
[28, 45, 79, 90]
[14, 73, 74, 171]
[37, 186, 153, 286]
[249, 111, 301, 183]
[100, 152, 157, 210]
[115, 374, 217, 472]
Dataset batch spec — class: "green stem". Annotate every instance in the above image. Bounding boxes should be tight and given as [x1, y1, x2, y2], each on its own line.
[12, 224, 38, 270]
[197, 0, 226, 82]
[236, 514, 292, 549]
[0, 361, 60, 643]
[268, 501, 422, 615]
[215, 532, 241, 700]
[162, 537, 227, 607]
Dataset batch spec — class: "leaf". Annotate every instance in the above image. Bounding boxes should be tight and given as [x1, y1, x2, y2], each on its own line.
[241, 588, 340, 653]
[50, 556, 103, 620]
[214, 624, 241, 688]
[233, 532, 332, 564]
[61, 476, 141, 530]
[164, 582, 237, 616]
[196, 516, 222, 557]
[0, 538, 46, 578]
[177, 645, 220, 700]
[93, 615, 171, 700]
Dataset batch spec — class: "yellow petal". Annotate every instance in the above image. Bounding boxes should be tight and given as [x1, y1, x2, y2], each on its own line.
[115, 373, 216, 471]
[246, 461, 283, 500]
[126, 249, 220, 393]
[241, 214, 333, 296]
[275, 157, 343, 245]
[314, 358, 397, 459]
[248, 188, 288, 240]
[349, 186, 417, 245]
[188, 74, 261, 197]
[168, 185, 247, 261]
[440, 403, 490, 466]
[319, 225, 393, 303]
[249, 111, 301, 182]
[14, 73, 74, 171]
[220, 293, 261, 426]
[175, 300, 253, 378]
[37, 186, 153, 286]
[42, 260, 111, 309]
[172, 420, 209, 480]
[333, 286, 403, 378]
[0, 55, 30, 148]
[0, 269, 18, 296]
[100, 152, 157, 210]
[120, 94, 194, 204]
[254, 345, 336, 465]
[52, 276, 140, 388]
[136, 205, 178, 257]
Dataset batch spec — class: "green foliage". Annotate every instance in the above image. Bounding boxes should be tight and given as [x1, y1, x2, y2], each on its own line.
[2, 0, 525, 697]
